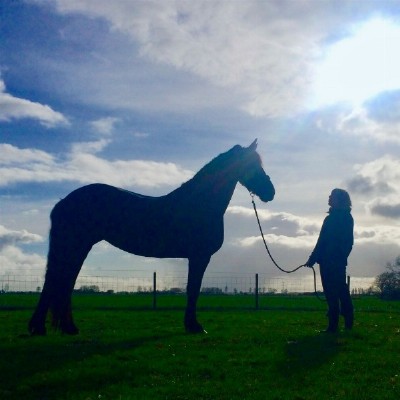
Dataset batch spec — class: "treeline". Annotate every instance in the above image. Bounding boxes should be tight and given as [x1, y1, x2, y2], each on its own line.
[374, 255, 400, 300]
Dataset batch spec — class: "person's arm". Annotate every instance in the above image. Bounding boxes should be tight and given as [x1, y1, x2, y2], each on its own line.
[306, 217, 328, 267]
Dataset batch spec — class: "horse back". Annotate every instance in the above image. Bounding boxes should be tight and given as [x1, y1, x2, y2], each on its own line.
[51, 183, 224, 258]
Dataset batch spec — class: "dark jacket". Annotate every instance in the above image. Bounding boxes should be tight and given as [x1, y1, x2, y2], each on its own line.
[308, 208, 354, 268]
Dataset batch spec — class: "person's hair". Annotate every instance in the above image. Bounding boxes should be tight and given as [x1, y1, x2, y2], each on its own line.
[331, 188, 352, 210]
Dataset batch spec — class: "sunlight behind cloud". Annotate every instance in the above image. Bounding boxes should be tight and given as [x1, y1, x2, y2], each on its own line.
[312, 18, 400, 108]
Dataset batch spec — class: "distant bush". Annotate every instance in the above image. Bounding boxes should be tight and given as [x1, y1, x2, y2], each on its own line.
[375, 256, 400, 300]
[77, 285, 100, 293]
[201, 287, 223, 294]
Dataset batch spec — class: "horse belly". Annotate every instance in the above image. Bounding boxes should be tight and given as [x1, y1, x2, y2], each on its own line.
[104, 219, 222, 259]
[102, 217, 187, 258]
[105, 233, 186, 259]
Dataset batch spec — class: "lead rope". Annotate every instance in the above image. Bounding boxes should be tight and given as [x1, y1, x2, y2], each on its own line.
[251, 195, 325, 301]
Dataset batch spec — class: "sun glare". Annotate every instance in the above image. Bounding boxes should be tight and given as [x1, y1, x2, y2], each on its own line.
[311, 18, 400, 108]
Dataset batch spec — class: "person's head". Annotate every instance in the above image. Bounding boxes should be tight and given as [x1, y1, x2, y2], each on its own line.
[329, 188, 352, 211]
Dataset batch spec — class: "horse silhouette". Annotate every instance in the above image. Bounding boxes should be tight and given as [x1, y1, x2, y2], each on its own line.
[29, 139, 275, 335]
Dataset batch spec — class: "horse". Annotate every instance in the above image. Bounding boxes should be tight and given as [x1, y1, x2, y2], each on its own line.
[28, 139, 275, 335]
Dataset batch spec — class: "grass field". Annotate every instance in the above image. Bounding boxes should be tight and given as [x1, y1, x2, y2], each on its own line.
[0, 293, 399, 400]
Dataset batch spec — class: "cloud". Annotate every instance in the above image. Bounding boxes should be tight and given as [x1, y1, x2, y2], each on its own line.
[90, 117, 120, 135]
[0, 79, 68, 127]
[228, 205, 320, 236]
[226, 205, 320, 253]
[0, 143, 54, 165]
[346, 175, 393, 196]
[0, 245, 46, 277]
[354, 224, 400, 246]
[0, 224, 43, 251]
[225, 204, 400, 276]
[337, 106, 400, 143]
[46, 0, 381, 118]
[370, 201, 400, 219]
[348, 156, 400, 192]
[0, 141, 193, 189]
[237, 233, 317, 250]
[346, 155, 400, 218]
[70, 139, 111, 155]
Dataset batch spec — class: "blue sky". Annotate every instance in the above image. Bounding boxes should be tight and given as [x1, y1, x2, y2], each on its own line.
[1, 0, 400, 285]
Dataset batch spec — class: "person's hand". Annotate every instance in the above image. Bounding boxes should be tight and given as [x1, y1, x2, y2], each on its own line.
[305, 260, 314, 268]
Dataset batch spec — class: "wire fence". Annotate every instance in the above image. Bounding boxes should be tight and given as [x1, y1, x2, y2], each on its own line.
[0, 271, 376, 296]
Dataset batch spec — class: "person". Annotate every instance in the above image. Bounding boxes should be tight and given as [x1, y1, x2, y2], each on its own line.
[305, 188, 354, 333]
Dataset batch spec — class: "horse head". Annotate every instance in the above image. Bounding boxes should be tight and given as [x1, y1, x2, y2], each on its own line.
[237, 139, 275, 202]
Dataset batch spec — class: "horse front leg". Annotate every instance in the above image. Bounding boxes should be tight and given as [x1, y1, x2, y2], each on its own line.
[185, 256, 210, 333]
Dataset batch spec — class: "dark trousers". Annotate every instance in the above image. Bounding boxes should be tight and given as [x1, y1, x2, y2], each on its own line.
[320, 264, 354, 331]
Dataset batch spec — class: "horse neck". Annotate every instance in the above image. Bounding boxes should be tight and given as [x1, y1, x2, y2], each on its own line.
[169, 164, 239, 215]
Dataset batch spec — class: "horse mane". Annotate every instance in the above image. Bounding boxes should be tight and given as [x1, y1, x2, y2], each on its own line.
[175, 145, 242, 193]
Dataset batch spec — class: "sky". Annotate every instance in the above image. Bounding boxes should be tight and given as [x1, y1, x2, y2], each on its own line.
[1, 0, 400, 288]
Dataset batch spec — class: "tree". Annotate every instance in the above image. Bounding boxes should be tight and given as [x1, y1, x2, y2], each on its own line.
[78, 285, 100, 293]
[375, 256, 400, 300]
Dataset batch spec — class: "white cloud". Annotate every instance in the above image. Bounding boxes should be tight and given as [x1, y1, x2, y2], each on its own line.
[237, 233, 317, 250]
[23, 1, 400, 121]
[0, 143, 54, 165]
[0, 141, 193, 189]
[350, 155, 400, 192]
[45, 0, 363, 118]
[355, 224, 400, 246]
[226, 204, 400, 276]
[90, 117, 120, 135]
[0, 245, 46, 277]
[227, 205, 319, 251]
[70, 139, 111, 155]
[347, 155, 400, 218]
[228, 205, 320, 236]
[337, 106, 400, 143]
[0, 224, 43, 251]
[0, 225, 44, 277]
[0, 79, 68, 127]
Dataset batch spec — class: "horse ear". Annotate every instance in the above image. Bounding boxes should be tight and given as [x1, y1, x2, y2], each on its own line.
[248, 139, 258, 151]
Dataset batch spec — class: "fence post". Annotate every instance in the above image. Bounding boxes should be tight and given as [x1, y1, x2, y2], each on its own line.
[153, 271, 157, 310]
[255, 273, 259, 310]
[347, 275, 351, 292]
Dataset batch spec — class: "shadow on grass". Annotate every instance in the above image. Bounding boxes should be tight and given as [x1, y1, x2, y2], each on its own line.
[0, 331, 184, 400]
[275, 333, 341, 378]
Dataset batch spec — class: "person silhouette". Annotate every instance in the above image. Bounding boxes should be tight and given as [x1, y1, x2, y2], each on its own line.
[305, 188, 354, 333]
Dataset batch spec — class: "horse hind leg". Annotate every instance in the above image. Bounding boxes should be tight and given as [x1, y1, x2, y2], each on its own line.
[29, 270, 80, 336]
[29, 238, 63, 336]
[50, 243, 92, 335]
[28, 250, 82, 335]
[29, 279, 52, 335]
[50, 269, 80, 335]
[29, 233, 92, 335]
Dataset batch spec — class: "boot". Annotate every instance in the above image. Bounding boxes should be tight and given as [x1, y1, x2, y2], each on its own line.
[344, 313, 354, 330]
[323, 311, 339, 333]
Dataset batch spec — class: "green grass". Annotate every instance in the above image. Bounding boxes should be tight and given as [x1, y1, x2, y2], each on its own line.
[0, 294, 399, 399]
